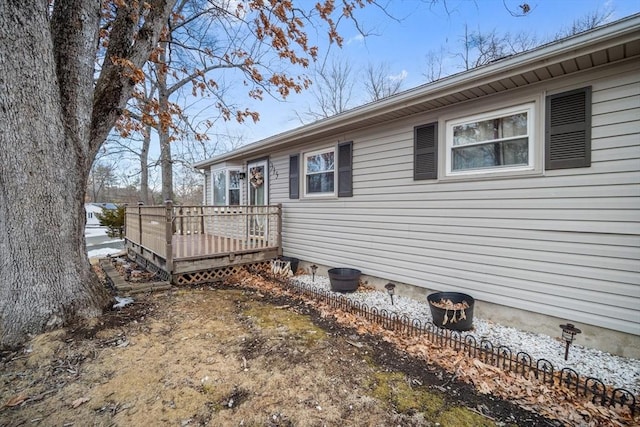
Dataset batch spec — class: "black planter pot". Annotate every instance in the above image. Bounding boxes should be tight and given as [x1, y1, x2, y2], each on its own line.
[427, 291, 475, 331]
[278, 256, 299, 274]
[328, 268, 361, 292]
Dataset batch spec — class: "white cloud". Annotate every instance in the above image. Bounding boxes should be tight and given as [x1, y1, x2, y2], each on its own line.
[346, 34, 365, 45]
[388, 70, 408, 82]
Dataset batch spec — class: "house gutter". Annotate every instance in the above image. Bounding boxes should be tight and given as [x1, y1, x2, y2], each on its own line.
[194, 13, 640, 168]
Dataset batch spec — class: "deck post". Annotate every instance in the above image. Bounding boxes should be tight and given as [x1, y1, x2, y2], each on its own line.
[277, 203, 283, 256]
[200, 205, 205, 234]
[165, 200, 174, 280]
[122, 203, 128, 240]
[137, 201, 143, 247]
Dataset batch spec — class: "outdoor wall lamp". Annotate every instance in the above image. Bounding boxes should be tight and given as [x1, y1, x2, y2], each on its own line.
[559, 323, 582, 360]
[310, 264, 318, 282]
[238, 172, 247, 180]
[385, 282, 396, 305]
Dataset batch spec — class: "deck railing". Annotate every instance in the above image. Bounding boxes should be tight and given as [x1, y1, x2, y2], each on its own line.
[125, 204, 169, 259]
[125, 202, 282, 270]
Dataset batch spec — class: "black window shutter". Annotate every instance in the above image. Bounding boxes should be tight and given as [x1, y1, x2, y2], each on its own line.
[289, 154, 299, 199]
[546, 87, 592, 170]
[414, 122, 438, 180]
[337, 141, 353, 197]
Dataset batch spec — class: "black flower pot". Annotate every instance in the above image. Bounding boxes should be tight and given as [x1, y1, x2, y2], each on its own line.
[427, 292, 474, 331]
[278, 256, 299, 274]
[328, 268, 361, 292]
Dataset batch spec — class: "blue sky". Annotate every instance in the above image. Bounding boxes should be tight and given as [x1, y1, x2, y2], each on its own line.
[207, 0, 640, 152]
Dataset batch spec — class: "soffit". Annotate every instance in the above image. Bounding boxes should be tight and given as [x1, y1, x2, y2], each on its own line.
[349, 39, 640, 130]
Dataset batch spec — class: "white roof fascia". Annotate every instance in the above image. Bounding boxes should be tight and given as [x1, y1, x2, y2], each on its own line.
[194, 13, 640, 169]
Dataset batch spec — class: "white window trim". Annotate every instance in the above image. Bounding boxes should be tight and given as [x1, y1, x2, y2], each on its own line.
[303, 146, 336, 197]
[445, 102, 536, 177]
[211, 167, 242, 205]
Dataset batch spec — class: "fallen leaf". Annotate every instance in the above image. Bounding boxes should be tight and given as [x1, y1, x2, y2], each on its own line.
[478, 381, 492, 394]
[71, 397, 90, 408]
[4, 395, 28, 407]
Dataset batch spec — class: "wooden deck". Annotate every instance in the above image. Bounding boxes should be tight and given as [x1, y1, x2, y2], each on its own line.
[124, 203, 281, 284]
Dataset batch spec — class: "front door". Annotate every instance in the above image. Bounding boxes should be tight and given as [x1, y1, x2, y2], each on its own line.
[247, 160, 268, 238]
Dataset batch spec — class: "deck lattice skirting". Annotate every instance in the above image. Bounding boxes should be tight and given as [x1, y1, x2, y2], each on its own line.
[124, 203, 282, 284]
[173, 262, 272, 285]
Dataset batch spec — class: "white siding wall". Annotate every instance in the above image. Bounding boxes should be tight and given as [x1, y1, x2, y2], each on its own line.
[85, 204, 102, 227]
[269, 63, 639, 336]
[203, 170, 211, 205]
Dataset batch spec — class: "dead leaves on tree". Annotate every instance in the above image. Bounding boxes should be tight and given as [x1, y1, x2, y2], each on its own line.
[107, 0, 381, 145]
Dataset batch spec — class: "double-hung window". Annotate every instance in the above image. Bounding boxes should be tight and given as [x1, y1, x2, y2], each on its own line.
[304, 148, 335, 196]
[446, 103, 535, 175]
[290, 142, 352, 199]
[213, 169, 241, 205]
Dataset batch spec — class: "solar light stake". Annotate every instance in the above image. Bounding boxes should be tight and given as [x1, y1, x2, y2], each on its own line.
[559, 323, 582, 360]
[385, 282, 396, 305]
[310, 264, 318, 282]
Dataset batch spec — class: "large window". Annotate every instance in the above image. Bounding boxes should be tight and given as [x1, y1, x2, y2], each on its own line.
[213, 169, 241, 205]
[304, 148, 335, 195]
[446, 103, 534, 175]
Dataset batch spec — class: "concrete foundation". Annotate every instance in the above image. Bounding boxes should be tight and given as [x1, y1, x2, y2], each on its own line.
[297, 261, 640, 359]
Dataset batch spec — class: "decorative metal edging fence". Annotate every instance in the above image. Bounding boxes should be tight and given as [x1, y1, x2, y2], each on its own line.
[267, 276, 638, 416]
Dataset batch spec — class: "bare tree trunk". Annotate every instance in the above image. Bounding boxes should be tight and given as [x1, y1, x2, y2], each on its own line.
[461, 24, 471, 71]
[158, 43, 174, 202]
[160, 131, 174, 202]
[0, 0, 109, 348]
[91, 176, 99, 202]
[141, 127, 152, 204]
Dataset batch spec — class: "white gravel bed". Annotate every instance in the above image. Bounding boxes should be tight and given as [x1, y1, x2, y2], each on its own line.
[290, 274, 640, 395]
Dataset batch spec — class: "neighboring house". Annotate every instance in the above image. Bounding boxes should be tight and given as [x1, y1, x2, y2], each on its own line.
[85, 203, 117, 227]
[194, 16, 640, 357]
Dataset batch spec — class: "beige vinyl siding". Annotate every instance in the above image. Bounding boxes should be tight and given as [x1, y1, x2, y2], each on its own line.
[269, 156, 289, 204]
[269, 64, 639, 336]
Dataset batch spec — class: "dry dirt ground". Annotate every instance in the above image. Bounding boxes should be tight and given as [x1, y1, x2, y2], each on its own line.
[0, 268, 608, 426]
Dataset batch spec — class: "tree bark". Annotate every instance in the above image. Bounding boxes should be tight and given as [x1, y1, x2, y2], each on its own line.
[158, 42, 174, 203]
[0, 0, 175, 348]
[0, 0, 107, 348]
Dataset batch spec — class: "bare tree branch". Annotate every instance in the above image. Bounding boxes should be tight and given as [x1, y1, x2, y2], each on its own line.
[364, 62, 405, 101]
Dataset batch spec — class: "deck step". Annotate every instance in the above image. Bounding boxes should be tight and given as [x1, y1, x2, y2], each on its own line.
[99, 257, 172, 296]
